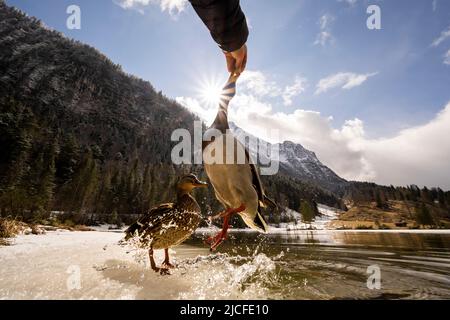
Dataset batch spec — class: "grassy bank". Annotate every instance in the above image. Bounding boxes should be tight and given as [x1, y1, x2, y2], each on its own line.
[330, 200, 450, 230]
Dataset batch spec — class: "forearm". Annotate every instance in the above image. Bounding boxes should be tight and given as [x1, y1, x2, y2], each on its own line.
[189, 0, 249, 52]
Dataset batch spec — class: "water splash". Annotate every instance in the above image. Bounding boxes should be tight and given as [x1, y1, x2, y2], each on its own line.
[176, 252, 282, 300]
[118, 235, 151, 267]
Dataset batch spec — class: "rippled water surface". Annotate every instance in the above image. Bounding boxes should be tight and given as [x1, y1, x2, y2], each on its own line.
[181, 230, 450, 300]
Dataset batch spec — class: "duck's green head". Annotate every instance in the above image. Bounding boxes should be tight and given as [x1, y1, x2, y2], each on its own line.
[177, 174, 208, 193]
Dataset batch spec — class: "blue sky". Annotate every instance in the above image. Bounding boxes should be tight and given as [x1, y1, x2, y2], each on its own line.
[6, 0, 450, 188]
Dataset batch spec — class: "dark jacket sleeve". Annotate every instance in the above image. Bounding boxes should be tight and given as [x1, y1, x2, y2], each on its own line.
[189, 0, 249, 52]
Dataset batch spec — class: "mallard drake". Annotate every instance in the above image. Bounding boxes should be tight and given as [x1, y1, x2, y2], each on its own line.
[124, 174, 207, 273]
[202, 74, 277, 251]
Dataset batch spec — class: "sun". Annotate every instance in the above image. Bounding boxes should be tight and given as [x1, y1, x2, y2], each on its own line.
[201, 82, 222, 106]
[196, 74, 226, 108]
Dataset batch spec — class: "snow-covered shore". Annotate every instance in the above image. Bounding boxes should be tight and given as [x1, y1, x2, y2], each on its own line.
[0, 230, 193, 299]
[0, 230, 279, 300]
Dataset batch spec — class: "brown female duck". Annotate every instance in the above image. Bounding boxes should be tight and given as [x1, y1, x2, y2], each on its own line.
[124, 174, 207, 273]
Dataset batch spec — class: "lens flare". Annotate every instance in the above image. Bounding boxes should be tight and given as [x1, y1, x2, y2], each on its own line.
[201, 83, 222, 106]
[196, 74, 227, 109]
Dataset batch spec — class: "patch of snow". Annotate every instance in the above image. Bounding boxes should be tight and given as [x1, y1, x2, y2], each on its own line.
[0, 230, 282, 300]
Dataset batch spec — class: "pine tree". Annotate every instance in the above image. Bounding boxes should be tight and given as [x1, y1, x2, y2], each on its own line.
[67, 150, 98, 214]
[140, 164, 152, 213]
[421, 187, 432, 203]
[300, 200, 315, 228]
[127, 159, 141, 215]
[0, 97, 33, 193]
[96, 169, 112, 215]
[375, 190, 387, 209]
[437, 188, 446, 208]
[38, 142, 57, 212]
[416, 203, 434, 227]
[56, 134, 80, 185]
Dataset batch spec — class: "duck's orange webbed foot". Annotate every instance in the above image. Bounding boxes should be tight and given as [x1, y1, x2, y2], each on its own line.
[206, 204, 246, 251]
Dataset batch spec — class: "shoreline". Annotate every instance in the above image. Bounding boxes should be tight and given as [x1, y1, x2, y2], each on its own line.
[195, 227, 450, 235]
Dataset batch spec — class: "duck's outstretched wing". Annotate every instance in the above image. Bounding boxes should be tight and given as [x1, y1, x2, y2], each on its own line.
[241, 147, 278, 232]
[124, 203, 174, 240]
[245, 148, 278, 210]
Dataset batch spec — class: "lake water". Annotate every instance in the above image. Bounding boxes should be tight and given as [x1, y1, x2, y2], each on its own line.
[180, 230, 450, 300]
[1, 229, 449, 300]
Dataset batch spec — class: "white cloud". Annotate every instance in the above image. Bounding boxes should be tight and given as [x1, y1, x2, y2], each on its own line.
[114, 0, 188, 16]
[363, 103, 450, 188]
[246, 17, 253, 30]
[315, 72, 378, 94]
[175, 96, 209, 119]
[444, 49, 450, 65]
[338, 0, 358, 5]
[314, 31, 334, 47]
[177, 70, 450, 189]
[430, 25, 450, 65]
[432, 0, 438, 12]
[238, 71, 307, 106]
[282, 76, 307, 106]
[314, 14, 335, 47]
[239, 71, 282, 97]
[319, 14, 334, 30]
[431, 26, 450, 47]
[242, 109, 376, 182]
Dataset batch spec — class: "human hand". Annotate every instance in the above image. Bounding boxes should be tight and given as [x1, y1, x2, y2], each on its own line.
[224, 44, 247, 76]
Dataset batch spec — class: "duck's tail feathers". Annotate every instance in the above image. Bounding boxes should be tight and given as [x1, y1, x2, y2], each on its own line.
[254, 211, 269, 233]
[124, 221, 143, 240]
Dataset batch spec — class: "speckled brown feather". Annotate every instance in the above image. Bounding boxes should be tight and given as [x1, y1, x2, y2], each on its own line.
[124, 194, 202, 250]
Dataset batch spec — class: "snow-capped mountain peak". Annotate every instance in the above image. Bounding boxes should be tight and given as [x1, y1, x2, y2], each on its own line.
[229, 122, 347, 192]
